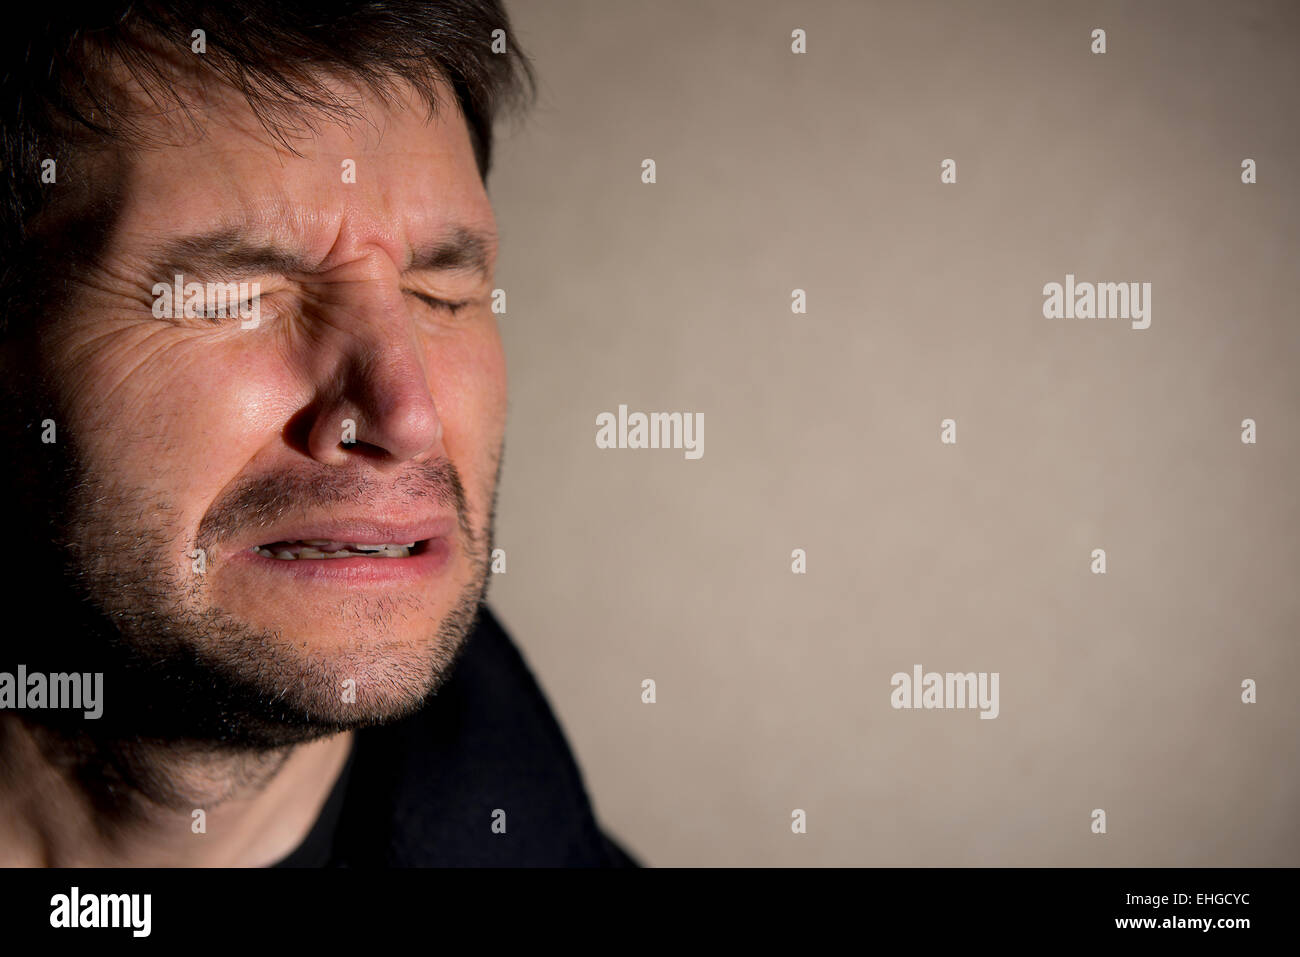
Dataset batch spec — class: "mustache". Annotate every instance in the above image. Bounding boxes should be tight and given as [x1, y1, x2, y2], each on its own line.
[195, 458, 475, 553]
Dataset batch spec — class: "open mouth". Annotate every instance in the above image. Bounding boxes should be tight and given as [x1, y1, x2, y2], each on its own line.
[249, 539, 428, 560]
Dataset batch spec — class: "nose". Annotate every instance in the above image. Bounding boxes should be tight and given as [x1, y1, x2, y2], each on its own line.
[302, 274, 444, 470]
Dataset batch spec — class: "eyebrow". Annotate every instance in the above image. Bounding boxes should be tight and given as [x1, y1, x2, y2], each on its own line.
[409, 227, 495, 276]
[146, 224, 496, 281]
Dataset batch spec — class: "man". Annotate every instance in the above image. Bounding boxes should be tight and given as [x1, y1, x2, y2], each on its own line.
[0, 1, 636, 866]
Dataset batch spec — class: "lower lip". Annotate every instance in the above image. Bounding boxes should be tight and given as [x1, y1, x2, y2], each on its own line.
[227, 537, 454, 585]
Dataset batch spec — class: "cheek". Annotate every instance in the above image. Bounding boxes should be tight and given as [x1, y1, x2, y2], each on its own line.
[58, 332, 289, 500]
[431, 325, 506, 488]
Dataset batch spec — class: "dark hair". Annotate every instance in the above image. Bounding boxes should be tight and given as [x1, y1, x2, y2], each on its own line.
[0, 1, 535, 333]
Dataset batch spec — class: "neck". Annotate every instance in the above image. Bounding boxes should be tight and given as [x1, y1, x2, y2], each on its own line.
[0, 715, 352, 866]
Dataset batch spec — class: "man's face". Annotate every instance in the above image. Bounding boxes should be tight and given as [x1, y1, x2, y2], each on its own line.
[11, 76, 506, 744]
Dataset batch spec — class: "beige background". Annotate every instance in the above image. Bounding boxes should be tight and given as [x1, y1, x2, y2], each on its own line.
[483, 0, 1300, 865]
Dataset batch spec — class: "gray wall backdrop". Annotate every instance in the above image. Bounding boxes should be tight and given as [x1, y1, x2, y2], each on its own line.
[483, 0, 1299, 865]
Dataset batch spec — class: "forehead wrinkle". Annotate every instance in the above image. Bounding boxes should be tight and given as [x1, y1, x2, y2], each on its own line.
[121, 140, 491, 285]
[125, 193, 341, 275]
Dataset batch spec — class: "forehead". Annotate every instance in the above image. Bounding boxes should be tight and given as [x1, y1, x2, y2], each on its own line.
[105, 75, 494, 268]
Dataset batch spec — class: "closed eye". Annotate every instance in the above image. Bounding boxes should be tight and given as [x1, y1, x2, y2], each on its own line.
[407, 291, 472, 315]
[202, 296, 260, 321]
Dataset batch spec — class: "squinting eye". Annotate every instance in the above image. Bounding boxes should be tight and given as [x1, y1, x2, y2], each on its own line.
[202, 297, 260, 321]
[408, 291, 472, 315]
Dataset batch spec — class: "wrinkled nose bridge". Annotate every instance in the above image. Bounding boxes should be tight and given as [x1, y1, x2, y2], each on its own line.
[316, 256, 408, 322]
[307, 263, 424, 361]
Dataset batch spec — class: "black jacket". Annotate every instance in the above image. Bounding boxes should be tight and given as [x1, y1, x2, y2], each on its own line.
[273, 605, 638, 867]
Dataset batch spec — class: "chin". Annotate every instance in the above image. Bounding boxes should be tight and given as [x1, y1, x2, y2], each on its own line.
[217, 588, 451, 641]
[240, 639, 451, 726]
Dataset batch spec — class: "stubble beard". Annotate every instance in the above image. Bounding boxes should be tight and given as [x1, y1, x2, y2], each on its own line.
[4, 422, 501, 755]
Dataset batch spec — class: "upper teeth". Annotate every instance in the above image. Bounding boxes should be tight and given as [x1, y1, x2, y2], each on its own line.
[249, 541, 416, 560]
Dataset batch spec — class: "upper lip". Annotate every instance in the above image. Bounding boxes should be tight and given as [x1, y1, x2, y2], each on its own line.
[241, 516, 458, 549]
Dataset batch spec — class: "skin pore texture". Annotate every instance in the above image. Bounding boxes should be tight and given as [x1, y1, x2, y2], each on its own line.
[0, 70, 507, 866]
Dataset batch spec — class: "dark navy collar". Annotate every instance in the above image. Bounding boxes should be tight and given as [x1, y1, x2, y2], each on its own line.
[273, 605, 636, 867]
